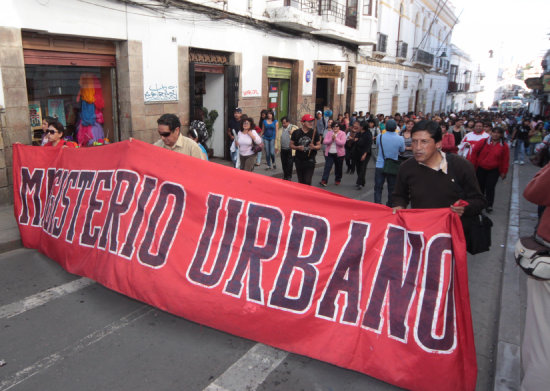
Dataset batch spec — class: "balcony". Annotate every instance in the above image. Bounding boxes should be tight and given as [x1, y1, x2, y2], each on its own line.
[267, 0, 320, 32]
[318, 0, 357, 28]
[372, 33, 387, 59]
[412, 48, 434, 69]
[448, 82, 466, 93]
[396, 41, 407, 62]
[268, 1, 375, 45]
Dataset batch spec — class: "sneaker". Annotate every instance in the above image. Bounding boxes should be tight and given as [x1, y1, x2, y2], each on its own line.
[513, 160, 519, 164]
[254, 163, 260, 166]
[335, 181, 340, 185]
[486, 206, 493, 213]
[320, 180, 327, 187]
[266, 166, 272, 170]
[355, 184, 362, 190]
[520, 161, 525, 165]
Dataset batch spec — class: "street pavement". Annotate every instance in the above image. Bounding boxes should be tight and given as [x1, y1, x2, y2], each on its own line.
[0, 153, 540, 390]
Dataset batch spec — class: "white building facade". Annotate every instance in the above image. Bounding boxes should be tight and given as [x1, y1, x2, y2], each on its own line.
[0, 0, 459, 203]
[445, 44, 483, 112]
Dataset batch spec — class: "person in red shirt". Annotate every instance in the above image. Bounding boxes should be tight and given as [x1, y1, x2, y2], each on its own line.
[440, 122, 458, 154]
[471, 126, 509, 212]
[43, 120, 75, 148]
[458, 120, 490, 162]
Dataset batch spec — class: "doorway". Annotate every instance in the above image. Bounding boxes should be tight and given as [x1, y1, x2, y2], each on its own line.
[268, 79, 290, 120]
[315, 78, 334, 113]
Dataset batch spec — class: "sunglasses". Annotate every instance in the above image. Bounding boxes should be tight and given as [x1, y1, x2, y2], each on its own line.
[159, 131, 172, 137]
[46, 130, 58, 135]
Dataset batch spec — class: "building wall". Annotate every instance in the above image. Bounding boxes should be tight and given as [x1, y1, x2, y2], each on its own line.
[0, 0, 460, 204]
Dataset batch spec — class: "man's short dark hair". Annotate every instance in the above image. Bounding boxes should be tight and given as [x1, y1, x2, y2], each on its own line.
[411, 120, 442, 142]
[281, 116, 289, 123]
[157, 114, 181, 132]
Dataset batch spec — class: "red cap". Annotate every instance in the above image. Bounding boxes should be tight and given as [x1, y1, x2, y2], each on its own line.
[301, 114, 315, 122]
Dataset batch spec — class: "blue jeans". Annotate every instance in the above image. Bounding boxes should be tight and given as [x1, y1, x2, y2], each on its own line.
[263, 138, 276, 167]
[514, 139, 525, 162]
[256, 150, 262, 165]
[321, 153, 344, 183]
[374, 167, 397, 206]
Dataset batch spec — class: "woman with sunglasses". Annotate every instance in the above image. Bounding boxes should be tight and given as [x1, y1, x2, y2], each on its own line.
[43, 120, 75, 148]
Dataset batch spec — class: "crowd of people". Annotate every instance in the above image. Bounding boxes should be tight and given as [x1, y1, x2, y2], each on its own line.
[221, 107, 549, 214]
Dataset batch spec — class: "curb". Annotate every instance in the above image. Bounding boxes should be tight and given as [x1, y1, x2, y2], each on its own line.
[493, 163, 521, 390]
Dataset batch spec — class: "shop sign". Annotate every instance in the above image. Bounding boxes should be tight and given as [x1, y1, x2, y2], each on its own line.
[305, 69, 312, 83]
[316, 64, 341, 78]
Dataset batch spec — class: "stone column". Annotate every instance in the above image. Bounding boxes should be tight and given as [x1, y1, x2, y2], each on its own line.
[0, 27, 29, 204]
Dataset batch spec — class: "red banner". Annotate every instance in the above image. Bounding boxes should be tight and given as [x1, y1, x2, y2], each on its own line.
[12, 140, 477, 390]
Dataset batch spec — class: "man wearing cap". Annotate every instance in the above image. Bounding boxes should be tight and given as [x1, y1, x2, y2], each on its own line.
[374, 119, 405, 206]
[227, 107, 242, 165]
[291, 114, 321, 185]
[154, 113, 206, 160]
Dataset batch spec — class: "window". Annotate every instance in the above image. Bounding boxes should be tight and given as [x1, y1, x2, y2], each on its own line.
[363, 0, 376, 16]
[449, 65, 458, 83]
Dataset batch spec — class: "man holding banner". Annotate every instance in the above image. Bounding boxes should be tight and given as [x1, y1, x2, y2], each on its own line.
[392, 120, 485, 216]
[154, 113, 206, 160]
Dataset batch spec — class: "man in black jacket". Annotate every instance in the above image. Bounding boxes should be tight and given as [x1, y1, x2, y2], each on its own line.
[393, 120, 486, 217]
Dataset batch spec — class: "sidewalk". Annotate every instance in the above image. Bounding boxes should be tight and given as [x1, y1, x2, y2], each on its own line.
[493, 161, 538, 390]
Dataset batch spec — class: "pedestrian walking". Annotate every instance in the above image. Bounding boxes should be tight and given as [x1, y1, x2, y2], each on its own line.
[290, 114, 321, 185]
[511, 118, 531, 165]
[236, 117, 262, 171]
[320, 121, 346, 186]
[374, 119, 404, 206]
[352, 120, 373, 189]
[471, 126, 509, 213]
[262, 110, 278, 170]
[255, 109, 267, 166]
[277, 116, 297, 180]
[458, 120, 490, 162]
[227, 108, 242, 165]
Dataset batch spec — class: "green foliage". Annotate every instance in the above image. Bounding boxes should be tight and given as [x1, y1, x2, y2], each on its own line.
[202, 107, 219, 143]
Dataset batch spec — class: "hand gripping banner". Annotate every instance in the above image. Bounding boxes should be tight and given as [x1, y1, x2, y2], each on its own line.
[13, 141, 477, 390]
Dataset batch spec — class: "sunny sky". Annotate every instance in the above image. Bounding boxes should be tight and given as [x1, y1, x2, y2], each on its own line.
[451, 0, 549, 66]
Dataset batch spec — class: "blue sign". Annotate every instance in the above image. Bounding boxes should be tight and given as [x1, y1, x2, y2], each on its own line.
[305, 70, 312, 83]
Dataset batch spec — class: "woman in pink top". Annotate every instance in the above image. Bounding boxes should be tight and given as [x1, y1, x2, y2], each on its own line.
[320, 121, 347, 186]
[236, 117, 262, 171]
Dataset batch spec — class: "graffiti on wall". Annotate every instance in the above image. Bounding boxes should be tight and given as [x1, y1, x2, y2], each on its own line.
[144, 84, 178, 103]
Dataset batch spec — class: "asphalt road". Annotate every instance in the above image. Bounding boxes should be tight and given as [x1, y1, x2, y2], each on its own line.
[0, 161, 515, 391]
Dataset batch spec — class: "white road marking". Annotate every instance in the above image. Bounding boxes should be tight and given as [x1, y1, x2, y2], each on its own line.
[0, 306, 153, 391]
[204, 343, 288, 391]
[0, 278, 94, 319]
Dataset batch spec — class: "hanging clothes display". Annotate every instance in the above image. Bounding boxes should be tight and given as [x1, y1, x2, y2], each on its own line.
[76, 73, 105, 146]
